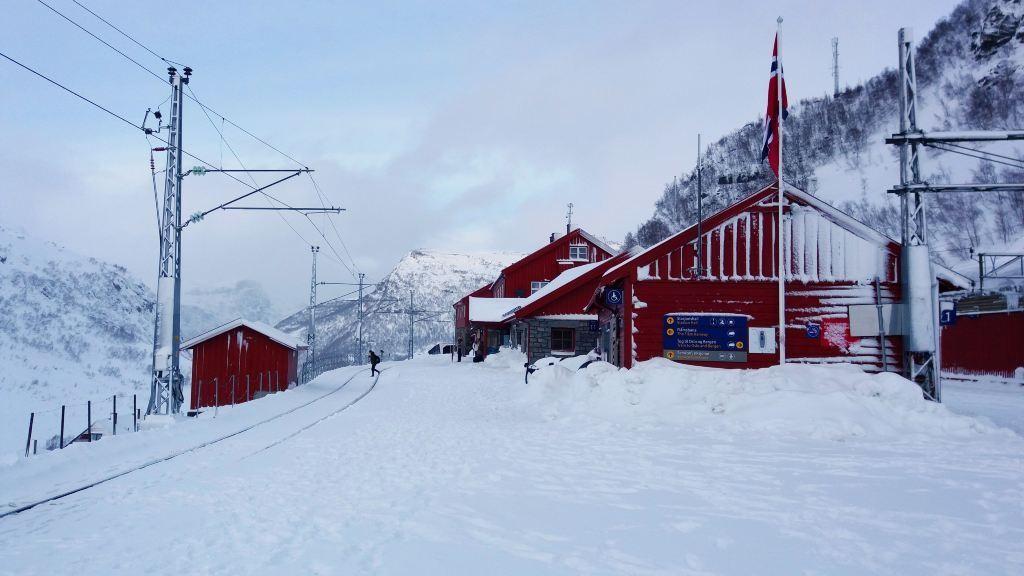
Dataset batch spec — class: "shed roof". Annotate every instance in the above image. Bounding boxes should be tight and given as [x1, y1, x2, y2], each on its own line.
[181, 318, 307, 351]
[468, 297, 524, 323]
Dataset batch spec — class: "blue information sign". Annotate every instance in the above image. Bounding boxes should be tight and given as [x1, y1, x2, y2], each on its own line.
[662, 314, 748, 363]
[806, 323, 821, 339]
[940, 308, 957, 326]
[587, 320, 600, 332]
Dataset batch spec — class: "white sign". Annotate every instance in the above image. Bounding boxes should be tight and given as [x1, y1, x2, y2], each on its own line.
[748, 327, 776, 353]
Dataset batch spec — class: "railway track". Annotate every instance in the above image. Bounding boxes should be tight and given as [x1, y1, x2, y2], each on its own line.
[0, 366, 381, 520]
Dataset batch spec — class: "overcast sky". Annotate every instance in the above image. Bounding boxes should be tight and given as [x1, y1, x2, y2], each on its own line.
[1, 0, 961, 314]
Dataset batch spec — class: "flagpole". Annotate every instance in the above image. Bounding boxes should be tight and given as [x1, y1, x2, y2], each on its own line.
[776, 16, 787, 365]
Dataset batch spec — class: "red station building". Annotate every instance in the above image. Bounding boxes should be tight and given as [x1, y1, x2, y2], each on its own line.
[454, 228, 616, 357]
[182, 319, 306, 410]
[586, 183, 969, 371]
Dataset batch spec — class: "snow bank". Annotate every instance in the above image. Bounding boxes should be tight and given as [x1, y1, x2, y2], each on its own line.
[521, 358, 1004, 440]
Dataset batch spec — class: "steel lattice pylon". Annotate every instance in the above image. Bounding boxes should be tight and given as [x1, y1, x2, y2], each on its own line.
[894, 29, 940, 401]
[148, 67, 189, 415]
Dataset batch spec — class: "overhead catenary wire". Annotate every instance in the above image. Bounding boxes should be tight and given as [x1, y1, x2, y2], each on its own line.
[924, 142, 1024, 172]
[37, 0, 363, 277]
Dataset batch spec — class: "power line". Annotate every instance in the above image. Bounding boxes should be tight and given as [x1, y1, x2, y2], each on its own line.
[39, 0, 363, 276]
[70, 0, 179, 66]
[0, 50, 140, 130]
[34, 0, 164, 83]
[925, 142, 1024, 171]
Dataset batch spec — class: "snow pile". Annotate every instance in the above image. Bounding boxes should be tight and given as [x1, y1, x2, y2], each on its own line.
[522, 358, 1004, 440]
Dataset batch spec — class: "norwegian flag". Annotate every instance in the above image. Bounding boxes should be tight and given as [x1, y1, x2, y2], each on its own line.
[761, 33, 789, 178]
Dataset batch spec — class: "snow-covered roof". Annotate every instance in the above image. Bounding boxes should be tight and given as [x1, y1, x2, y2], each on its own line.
[518, 261, 603, 308]
[181, 318, 307, 351]
[468, 297, 524, 323]
[576, 229, 618, 256]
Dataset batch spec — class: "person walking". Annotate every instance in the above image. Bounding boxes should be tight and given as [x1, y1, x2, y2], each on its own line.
[369, 350, 381, 376]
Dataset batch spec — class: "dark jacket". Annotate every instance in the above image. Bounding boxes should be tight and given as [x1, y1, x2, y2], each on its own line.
[369, 351, 380, 365]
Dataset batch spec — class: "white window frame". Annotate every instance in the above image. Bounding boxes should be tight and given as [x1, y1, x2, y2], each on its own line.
[569, 244, 589, 261]
[530, 281, 549, 294]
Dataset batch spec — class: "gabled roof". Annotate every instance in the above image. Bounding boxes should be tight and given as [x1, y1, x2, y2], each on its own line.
[601, 182, 898, 284]
[597, 181, 973, 291]
[181, 318, 307, 351]
[492, 228, 617, 287]
[513, 252, 630, 319]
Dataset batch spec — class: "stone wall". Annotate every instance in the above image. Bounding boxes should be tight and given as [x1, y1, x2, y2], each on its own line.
[524, 318, 599, 363]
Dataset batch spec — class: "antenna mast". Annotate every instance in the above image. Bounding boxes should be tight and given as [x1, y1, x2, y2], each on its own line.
[566, 202, 574, 234]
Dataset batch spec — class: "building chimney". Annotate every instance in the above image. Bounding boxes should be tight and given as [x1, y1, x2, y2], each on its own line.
[549, 232, 564, 243]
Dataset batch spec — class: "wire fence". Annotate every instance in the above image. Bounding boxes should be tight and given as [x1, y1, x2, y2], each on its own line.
[21, 392, 144, 458]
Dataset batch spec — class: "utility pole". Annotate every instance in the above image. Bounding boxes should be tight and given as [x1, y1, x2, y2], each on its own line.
[832, 37, 840, 98]
[148, 66, 190, 416]
[408, 290, 415, 359]
[895, 27, 938, 400]
[306, 246, 320, 382]
[696, 133, 704, 277]
[886, 28, 1024, 401]
[357, 272, 365, 365]
[566, 203, 573, 234]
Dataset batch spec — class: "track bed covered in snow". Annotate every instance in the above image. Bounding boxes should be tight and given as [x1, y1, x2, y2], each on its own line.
[0, 354, 1022, 575]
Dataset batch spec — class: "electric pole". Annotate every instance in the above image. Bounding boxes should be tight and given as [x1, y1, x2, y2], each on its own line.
[832, 37, 840, 98]
[357, 272, 365, 365]
[306, 245, 320, 382]
[148, 66, 190, 416]
[566, 203, 573, 234]
[408, 290, 415, 359]
[696, 133, 704, 277]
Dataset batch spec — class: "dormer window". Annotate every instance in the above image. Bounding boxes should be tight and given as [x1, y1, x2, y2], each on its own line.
[530, 281, 549, 294]
[569, 244, 588, 261]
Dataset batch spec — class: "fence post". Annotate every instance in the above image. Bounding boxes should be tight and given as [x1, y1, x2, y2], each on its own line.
[25, 412, 34, 457]
[33, 439, 37, 455]
[112, 395, 118, 436]
[59, 405, 65, 449]
[87, 400, 91, 442]
[133, 394, 137, 432]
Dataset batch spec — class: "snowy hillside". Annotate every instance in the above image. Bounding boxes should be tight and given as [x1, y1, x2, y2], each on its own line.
[0, 224, 291, 458]
[0, 224, 153, 457]
[277, 249, 522, 363]
[628, 0, 1024, 281]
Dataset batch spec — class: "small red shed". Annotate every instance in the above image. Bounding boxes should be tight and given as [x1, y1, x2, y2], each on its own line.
[182, 319, 306, 410]
[588, 183, 968, 371]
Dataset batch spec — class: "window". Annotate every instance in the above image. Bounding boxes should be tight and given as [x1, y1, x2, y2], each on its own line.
[530, 281, 549, 294]
[569, 244, 588, 261]
[551, 328, 575, 353]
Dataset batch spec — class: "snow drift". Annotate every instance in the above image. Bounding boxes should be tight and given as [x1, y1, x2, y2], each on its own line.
[520, 356, 1004, 440]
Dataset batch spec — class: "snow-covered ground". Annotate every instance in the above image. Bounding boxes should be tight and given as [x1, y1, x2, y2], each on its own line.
[1, 354, 1022, 575]
[944, 376, 1024, 435]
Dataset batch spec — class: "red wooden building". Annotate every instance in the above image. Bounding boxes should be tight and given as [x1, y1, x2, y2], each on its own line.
[587, 183, 968, 371]
[940, 292, 1024, 379]
[182, 319, 306, 410]
[454, 228, 616, 357]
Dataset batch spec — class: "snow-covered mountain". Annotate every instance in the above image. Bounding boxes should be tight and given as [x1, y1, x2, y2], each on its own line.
[627, 0, 1024, 284]
[181, 280, 280, 340]
[277, 249, 521, 363]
